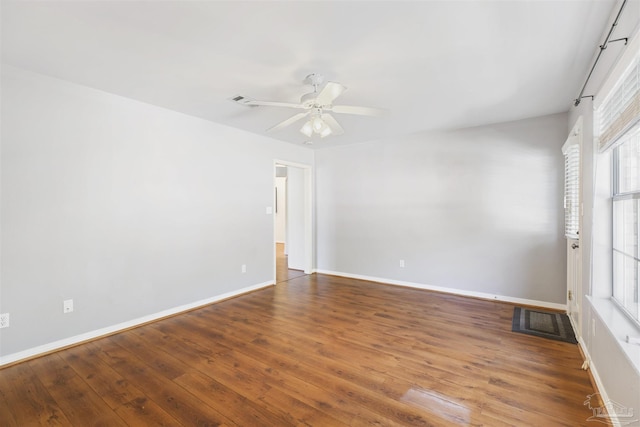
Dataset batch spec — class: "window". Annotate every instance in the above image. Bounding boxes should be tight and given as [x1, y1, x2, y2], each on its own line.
[602, 52, 640, 323]
[613, 124, 640, 322]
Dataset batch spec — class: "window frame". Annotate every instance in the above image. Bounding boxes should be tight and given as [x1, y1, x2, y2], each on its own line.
[611, 128, 640, 325]
[596, 32, 640, 326]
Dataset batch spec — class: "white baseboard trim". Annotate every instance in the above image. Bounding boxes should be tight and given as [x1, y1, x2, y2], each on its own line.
[315, 269, 567, 311]
[0, 281, 274, 367]
[573, 334, 620, 427]
[587, 363, 622, 427]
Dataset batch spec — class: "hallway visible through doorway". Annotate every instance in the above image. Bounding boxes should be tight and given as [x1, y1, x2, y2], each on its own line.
[276, 243, 306, 283]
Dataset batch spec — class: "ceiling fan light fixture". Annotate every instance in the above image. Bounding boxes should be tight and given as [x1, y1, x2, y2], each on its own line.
[301, 115, 332, 138]
[312, 116, 324, 131]
[300, 121, 313, 137]
[320, 127, 332, 138]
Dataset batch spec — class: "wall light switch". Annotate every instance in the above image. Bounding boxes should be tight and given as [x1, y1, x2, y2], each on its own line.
[266, 207, 273, 215]
[399, 260, 405, 268]
[241, 264, 247, 273]
[63, 299, 74, 313]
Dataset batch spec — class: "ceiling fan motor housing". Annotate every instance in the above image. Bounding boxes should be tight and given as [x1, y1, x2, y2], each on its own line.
[300, 92, 318, 108]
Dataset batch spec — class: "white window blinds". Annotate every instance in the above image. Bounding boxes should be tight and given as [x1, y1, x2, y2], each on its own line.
[563, 143, 580, 239]
[598, 55, 640, 152]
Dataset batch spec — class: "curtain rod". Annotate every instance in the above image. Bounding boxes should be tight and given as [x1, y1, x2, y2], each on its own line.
[574, 0, 629, 107]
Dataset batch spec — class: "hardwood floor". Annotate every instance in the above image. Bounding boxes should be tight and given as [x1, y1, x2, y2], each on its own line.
[0, 274, 598, 426]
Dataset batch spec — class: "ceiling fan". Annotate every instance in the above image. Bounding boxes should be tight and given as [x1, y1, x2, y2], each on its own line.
[231, 73, 382, 138]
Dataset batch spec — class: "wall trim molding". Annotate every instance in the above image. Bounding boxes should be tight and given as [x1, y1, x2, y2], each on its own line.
[573, 330, 620, 427]
[315, 269, 567, 311]
[0, 281, 274, 367]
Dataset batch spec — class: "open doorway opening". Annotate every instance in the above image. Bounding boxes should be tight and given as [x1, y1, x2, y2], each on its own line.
[274, 161, 312, 283]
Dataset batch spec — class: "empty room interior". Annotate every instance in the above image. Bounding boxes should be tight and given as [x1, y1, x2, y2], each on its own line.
[1, 0, 640, 425]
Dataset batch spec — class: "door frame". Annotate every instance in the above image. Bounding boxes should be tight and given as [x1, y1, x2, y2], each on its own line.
[273, 159, 313, 281]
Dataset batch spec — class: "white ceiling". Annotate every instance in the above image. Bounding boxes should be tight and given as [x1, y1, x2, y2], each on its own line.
[1, 0, 617, 148]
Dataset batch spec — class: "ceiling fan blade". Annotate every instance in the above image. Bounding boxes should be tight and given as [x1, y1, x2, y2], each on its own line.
[267, 112, 310, 133]
[246, 100, 306, 109]
[330, 105, 384, 117]
[321, 114, 344, 136]
[315, 82, 346, 106]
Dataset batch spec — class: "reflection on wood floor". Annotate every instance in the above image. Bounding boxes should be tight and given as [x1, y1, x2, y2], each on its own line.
[276, 242, 307, 283]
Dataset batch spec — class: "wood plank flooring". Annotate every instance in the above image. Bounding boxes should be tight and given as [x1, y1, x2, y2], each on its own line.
[0, 274, 598, 426]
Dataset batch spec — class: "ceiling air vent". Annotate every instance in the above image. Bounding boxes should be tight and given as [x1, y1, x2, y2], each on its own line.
[229, 95, 256, 106]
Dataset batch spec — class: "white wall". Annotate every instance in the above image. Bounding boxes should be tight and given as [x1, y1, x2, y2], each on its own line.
[0, 66, 313, 359]
[316, 113, 568, 305]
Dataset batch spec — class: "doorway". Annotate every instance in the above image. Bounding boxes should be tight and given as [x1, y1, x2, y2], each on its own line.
[275, 242, 307, 283]
[274, 160, 313, 283]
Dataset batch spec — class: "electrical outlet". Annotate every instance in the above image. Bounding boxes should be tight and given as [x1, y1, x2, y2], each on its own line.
[63, 299, 74, 314]
[0, 313, 9, 329]
[399, 259, 405, 268]
[241, 264, 247, 273]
